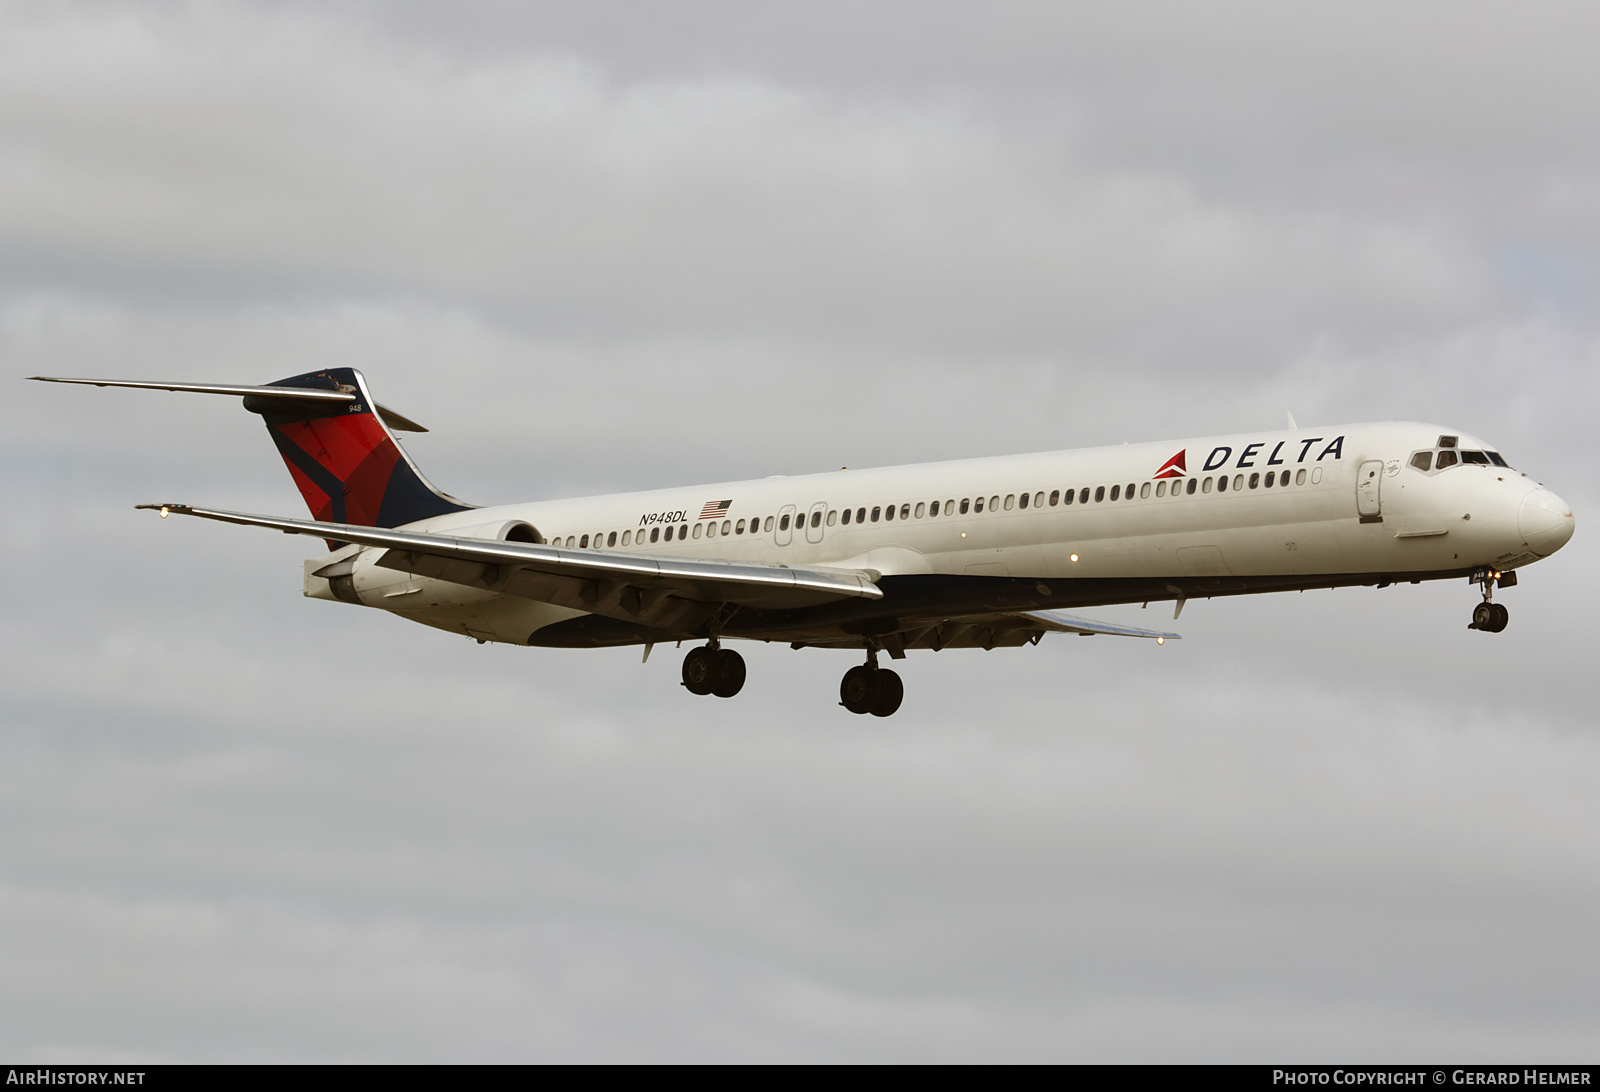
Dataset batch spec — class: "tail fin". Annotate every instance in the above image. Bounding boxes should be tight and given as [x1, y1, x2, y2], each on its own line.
[244, 367, 472, 527]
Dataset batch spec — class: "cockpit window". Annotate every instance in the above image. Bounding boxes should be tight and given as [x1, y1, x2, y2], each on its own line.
[1461, 450, 1490, 465]
[1487, 451, 1510, 467]
[1410, 451, 1432, 471]
[1438, 435, 1458, 448]
[1435, 450, 1458, 469]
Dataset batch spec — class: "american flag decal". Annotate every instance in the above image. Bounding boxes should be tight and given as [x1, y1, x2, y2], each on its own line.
[699, 499, 732, 519]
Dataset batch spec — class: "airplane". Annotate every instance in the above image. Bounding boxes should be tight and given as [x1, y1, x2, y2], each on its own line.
[29, 368, 1575, 717]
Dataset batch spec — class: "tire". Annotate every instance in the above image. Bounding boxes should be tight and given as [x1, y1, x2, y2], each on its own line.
[711, 648, 746, 698]
[869, 669, 903, 717]
[1472, 602, 1495, 631]
[839, 666, 874, 714]
[681, 646, 718, 695]
[1489, 603, 1510, 633]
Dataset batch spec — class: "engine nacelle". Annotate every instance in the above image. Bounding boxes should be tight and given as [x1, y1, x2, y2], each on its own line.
[302, 520, 542, 608]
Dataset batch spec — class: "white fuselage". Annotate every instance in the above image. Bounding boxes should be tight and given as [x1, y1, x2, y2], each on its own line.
[310, 421, 1573, 646]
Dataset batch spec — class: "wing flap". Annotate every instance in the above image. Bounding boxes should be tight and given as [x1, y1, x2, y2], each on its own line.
[1016, 609, 1181, 640]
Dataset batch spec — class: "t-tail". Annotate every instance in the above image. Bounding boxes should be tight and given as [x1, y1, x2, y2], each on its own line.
[28, 367, 474, 529]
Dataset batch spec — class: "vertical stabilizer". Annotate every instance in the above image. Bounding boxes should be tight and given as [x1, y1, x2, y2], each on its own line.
[243, 368, 472, 528]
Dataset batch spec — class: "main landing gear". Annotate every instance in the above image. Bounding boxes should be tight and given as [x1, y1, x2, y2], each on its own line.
[1468, 568, 1511, 633]
[839, 651, 904, 717]
[681, 642, 746, 698]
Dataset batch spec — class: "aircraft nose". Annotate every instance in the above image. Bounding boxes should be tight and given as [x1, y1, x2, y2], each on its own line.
[1519, 487, 1575, 557]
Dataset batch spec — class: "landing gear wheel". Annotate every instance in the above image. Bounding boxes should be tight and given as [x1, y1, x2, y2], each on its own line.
[840, 665, 875, 715]
[681, 646, 718, 695]
[868, 669, 903, 717]
[1489, 603, 1509, 633]
[1471, 602, 1495, 631]
[710, 648, 746, 698]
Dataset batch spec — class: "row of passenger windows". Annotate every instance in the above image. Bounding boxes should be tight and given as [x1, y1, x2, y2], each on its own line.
[549, 467, 1315, 549]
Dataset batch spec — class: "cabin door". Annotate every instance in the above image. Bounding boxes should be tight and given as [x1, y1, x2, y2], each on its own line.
[1356, 460, 1383, 520]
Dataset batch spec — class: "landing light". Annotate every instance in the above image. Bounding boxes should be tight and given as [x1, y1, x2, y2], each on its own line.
[1157, 637, 1165, 645]
[1070, 553, 1079, 563]
[160, 507, 169, 518]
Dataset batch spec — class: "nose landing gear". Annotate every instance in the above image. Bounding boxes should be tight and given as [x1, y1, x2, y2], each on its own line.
[839, 650, 904, 717]
[1468, 568, 1510, 633]
[681, 642, 747, 697]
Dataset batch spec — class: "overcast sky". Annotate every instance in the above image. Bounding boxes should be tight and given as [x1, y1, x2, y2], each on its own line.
[2, 0, 1597, 1061]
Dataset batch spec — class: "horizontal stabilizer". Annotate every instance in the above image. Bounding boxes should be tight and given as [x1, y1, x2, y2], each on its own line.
[27, 376, 428, 432]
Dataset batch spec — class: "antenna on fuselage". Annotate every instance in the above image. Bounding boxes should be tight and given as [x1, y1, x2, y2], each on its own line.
[1286, 411, 1298, 430]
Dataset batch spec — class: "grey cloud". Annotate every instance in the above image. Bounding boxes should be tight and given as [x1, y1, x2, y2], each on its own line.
[2, 0, 1597, 1062]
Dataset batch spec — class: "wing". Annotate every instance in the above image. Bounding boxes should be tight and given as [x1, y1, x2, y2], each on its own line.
[793, 608, 1179, 653]
[139, 504, 883, 616]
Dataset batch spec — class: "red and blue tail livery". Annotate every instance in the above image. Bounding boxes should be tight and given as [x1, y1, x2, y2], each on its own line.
[244, 368, 471, 529]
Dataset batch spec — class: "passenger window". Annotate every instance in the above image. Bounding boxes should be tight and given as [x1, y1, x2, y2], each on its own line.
[900, 504, 910, 519]
[1080, 488, 1090, 504]
[1248, 473, 1259, 489]
[692, 524, 702, 539]
[973, 497, 983, 513]
[735, 519, 745, 534]
[1110, 485, 1120, 501]
[779, 514, 790, 531]
[1411, 451, 1431, 471]
[960, 499, 971, 514]
[1186, 478, 1197, 495]
[764, 516, 774, 532]
[885, 504, 896, 521]
[857, 507, 866, 523]
[1295, 469, 1306, 485]
[989, 495, 1000, 511]
[1034, 491, 1044, 508]
[679, 525, 687, 540]
[945, 500, 955, 515]
[1202, 478, 1213, 494]
[1126, 483, 1135, 498]
[915, 502, 926, 518]
[841, 508, 851, 525]
[580, 534, 589, 548]
[1462, 450, 1489, 465]
[650, 528, 660, 543]
[871, 506, 881, 521]
[826, 510, 836, 526]
[1017, 493, 1028, 510]
[1436, 450, 1458, 469]
[1049, 490, 1059, 506]
[811, 511, 822, 527]
[622, 530, 632, 545]
[608, 531, 618, 547]
[1232, 474, 1244, 490]
[1140, 482, 1151, 499]
[1063, 489, 1074, 505]
[1438, 435, 1458, 448]
[1004, 494, 1015, 510]
[722, 520, 731, 535]
[1095, 486, 1105, 502]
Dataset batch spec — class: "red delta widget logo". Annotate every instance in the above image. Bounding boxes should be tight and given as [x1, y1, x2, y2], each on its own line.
[1152, 437, 1345, 479]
